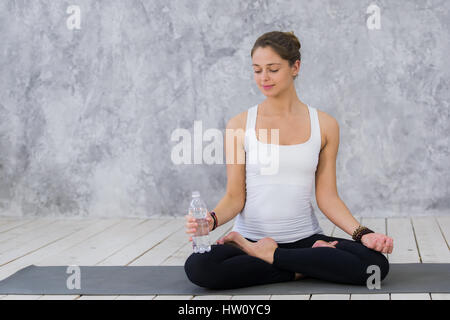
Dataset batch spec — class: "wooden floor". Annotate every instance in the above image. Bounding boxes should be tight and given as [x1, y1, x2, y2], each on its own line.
[0, 215, 448, 300]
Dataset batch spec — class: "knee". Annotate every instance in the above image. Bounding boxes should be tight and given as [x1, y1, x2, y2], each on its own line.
[184, 252, 219, 289]
[368, 252, 390, 281]
[378, 254, 390, 281]
[358, 254, 390, 286]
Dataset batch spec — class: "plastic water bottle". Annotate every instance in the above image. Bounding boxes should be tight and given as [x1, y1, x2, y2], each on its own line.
[189, 191, 211, 253]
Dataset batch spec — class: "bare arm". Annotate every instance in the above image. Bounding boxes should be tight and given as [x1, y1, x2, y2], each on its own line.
[208, 113, 247, 230]
[315, 113, 360, 236]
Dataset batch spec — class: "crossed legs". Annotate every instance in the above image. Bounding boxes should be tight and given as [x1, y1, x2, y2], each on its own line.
[184, 231, 387, 290]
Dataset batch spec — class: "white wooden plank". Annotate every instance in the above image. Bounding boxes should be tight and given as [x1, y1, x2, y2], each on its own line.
[0, 218, 38, 234]
[0, 218, 31, 230]
[270, 295, 310, 300]
[0, 218, 15, 226]
[0, 219, 92, 266]
[412, 217, 450, 263]
[128, 218, 188, 266]
[0, 219, 121, 280]
[0, 218, 58, 245]
[430, 293, 450, 300]
[38, 295, 80, 300]
[153, 295, 193, 300]
[436, 216, 449, 248]
[192, 295, 233, 300]
[38, 218, 146, 265]
[310, 294, 349, 300]
[231, 295, 271, 300]
[350, 294, 389, 300]
[115, 295, 156, 300]
[94, 218, 170, 265]
[77, 295, 118, 300]
[390, 293, 431, 300]
[360, 217, 386, 234]
[100, 218, 185, 266]
[386, 218, 420, 263]
[0, 295, 42, 300]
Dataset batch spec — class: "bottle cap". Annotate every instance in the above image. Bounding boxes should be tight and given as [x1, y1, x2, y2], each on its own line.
[191, 191, 200, 198]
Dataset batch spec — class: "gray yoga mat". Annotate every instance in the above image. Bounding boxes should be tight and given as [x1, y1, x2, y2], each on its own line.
[0, 263, 448, 295]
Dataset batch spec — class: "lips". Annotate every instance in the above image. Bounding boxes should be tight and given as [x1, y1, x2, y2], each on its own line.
[263, 85, 274, 89]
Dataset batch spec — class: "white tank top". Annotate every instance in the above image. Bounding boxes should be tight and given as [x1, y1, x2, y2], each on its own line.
[232, 103, 324, 243]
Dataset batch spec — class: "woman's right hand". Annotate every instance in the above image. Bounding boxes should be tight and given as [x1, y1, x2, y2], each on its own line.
[185, 212, 213, 242]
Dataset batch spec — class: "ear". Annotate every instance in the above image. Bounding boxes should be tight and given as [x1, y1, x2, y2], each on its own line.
[292, 59, 301, 76]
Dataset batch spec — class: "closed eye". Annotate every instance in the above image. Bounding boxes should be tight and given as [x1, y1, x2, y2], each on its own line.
[254, 70, 279, 73]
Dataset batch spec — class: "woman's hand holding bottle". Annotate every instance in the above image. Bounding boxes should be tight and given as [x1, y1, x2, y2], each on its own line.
[185, 212, 213, 242]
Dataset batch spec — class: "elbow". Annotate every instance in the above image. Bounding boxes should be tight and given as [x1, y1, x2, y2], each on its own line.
[226, 193, 246, 213]
[316, 195, 340, 211]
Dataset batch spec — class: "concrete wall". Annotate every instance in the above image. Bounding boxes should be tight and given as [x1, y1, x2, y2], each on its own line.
[0, 0, 448, 218]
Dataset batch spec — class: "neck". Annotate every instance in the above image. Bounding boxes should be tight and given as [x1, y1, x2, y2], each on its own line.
[263, 87, 304, 117]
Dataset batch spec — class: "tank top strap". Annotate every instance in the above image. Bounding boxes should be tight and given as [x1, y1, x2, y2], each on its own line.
[244, 104, 258, 152]
[308, 106, 321, 149]
[245, 104, 258, 132]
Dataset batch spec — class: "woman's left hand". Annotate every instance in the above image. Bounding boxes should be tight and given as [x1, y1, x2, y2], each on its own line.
[360, 233, 394, 254]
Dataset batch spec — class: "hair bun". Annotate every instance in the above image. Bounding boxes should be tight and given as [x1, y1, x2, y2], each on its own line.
[285, 31, 301, 51]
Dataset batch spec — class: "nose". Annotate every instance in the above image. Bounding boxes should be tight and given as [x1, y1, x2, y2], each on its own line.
[259, 71, 271, 84]
[261, 70, 271, 80]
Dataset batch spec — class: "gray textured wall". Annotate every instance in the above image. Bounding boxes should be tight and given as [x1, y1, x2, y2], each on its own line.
[0, 0, 448, 218]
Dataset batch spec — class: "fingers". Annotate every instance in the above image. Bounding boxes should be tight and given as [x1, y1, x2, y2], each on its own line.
[379, 237, 393, 254]
[185, 213, 213, 242]
[185, 214, 197, 241]
[376, 237, 394, 254]
[216, 234, 230, 245]
[216, 236, 226, 245]
[376, 238, 386, 252]
[385, 237, 393, 254]
[185, 220, 198, 234]
[327, 241, 338, 248]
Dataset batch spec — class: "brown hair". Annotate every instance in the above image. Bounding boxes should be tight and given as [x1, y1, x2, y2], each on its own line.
[251, 31, 302, 80]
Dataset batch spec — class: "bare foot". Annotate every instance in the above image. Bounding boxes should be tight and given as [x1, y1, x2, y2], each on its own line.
[312, 240, 338, 248]
[216, 231, 247, 250]
[217, 231, 278, 264]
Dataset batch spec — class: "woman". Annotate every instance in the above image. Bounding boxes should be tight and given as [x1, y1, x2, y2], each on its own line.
[184, 31, 393, 290]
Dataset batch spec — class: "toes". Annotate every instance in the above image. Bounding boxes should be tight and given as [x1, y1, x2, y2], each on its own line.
[312, 240, 338, 248]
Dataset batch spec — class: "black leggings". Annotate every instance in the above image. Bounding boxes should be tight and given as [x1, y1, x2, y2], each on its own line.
[184, 233, 390, 290]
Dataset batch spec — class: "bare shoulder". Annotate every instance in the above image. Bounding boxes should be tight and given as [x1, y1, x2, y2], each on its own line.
[226, 110, 247, 131]
[225, 110, 247, 151]
[316, 109, 339, 148]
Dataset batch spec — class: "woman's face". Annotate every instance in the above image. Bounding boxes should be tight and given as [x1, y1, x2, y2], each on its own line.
[252, 46, 299, 96]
